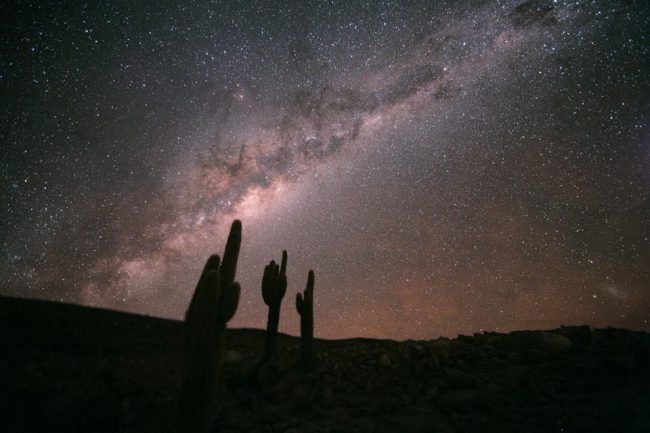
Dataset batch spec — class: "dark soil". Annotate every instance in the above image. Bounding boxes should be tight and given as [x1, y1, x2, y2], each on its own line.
[1, 296, 649, 433]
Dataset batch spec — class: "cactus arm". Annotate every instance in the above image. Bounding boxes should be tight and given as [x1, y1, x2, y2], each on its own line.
[280, 249, 287, 276]
[296, 270, 315, 370]
[262, 251, 288, 361]
[296, 292, 303, 314]
[261, 260, 275, 305]
[186, 255, 220, 321]
[219, 219, 241, 289]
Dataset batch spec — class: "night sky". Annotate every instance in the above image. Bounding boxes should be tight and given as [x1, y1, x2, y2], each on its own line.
[2, 0, 649, 339]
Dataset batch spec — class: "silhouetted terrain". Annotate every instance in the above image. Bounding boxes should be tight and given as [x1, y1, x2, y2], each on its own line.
[1, 295, 649, 433]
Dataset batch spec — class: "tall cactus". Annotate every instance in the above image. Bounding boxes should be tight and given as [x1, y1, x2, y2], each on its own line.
[262, 250, 288, 361]
[180, 220, 242, 433]
[295, 270, 314, 370]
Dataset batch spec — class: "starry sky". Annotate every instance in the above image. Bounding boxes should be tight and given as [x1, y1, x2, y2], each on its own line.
[2, 0, 649, 340]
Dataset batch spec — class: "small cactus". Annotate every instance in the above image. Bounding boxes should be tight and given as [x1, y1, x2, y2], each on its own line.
[262, 250, 288, 361]
[180, 220, 242, 433]
[296, 270, 314, 370]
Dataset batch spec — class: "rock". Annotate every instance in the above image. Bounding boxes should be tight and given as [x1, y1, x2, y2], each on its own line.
[522, 348, 547, 364]
[444, 368, 477, 389]
[432, 340, 451, 364]
[322, 385, 335, 403]
[436, 421, 456, 433]
[268, 371, 301, 402]
[224, 349, 243, 363]
[258, 359, 281, 387]
[486, 382, 501, 393]
[539, 332, 573, 352]
[257, 402, 280, 423]
[502, 331, 573, 353]
[290, 384, 314, 410]
[425, 384, 440, 400]
[611, 353, 637, 370]
[440, 389, 481, 409]
[118, 397, 133, 424]
[42, 390, 84, 426]
[226, 357, 259, 387]
[505, 351, 520, 362]
[557, 325, 593, 346]
[379, 354, 392, 368]
[406, 343, 427, 361]
[395, 414, 432, 433]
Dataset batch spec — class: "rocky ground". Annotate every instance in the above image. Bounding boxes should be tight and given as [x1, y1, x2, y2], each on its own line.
[1, 296, 649, 433]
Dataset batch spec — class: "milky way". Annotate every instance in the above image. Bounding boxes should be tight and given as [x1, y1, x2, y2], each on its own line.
[2, 0, 649, 339]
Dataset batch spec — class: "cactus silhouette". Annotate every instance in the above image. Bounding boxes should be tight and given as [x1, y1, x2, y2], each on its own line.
[296, 270, 314, 370]
[180, 220, 242, 433]
[262, 250, 288, 361]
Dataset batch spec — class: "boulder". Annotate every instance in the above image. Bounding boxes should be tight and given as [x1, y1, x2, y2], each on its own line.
[290, 384, 314, 411]
[501, 331, 573, 353]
